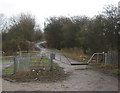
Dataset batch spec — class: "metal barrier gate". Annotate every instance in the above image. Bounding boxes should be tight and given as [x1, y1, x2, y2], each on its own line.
[2, 51, 53, 75]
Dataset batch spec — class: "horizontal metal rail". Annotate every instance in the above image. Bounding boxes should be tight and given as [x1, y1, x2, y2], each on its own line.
[58, 52, 104, 65]
[30, 65, 49, 66]
[87, 52, 104, 64]
[1, 56, 14, 59]
[31, 61, 48, 63]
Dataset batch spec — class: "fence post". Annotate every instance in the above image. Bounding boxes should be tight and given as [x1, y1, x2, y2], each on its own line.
[105, 53, 107, 64]
[50, 53, 53, 71]
[27, 53, 30, 71]
[13, 57, 17, 74]
[97, 54, 99, 63]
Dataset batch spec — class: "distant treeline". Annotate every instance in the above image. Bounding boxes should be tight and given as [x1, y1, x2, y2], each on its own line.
[44, 5, 119, 54]
[1, 4, 119, 55]
[1, 14, 43, 55]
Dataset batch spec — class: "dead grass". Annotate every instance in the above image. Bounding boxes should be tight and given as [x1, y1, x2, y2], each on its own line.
[100, 64, 118, 70]
[61, 47, 89, 62]
[90, 63, 119, 75]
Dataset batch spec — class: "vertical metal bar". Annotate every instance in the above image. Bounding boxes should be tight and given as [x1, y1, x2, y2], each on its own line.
[27, 53, 30, 71]
[17, 56, 20, 72]
[105, 53, 107, 64]
[50, 53, 53, 71]
[13, 57, 17, 74]
[103, 52, 105, 64]
[97, 54, 99, 63]
[25, 54, 27, 71]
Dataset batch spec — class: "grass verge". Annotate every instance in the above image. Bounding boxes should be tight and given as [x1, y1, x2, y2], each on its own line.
[2, 57, 13, 60]
[2, 64, 14, 75]
[89, 63, 119, 75]
[54, 49, 88, 62]
[54, 49, 119, 75]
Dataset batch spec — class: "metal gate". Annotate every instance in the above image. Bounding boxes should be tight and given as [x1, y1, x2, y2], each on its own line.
[2, 51, 53, 75]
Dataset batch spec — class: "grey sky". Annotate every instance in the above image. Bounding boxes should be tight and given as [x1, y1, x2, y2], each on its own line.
[0, 0, 119, 30]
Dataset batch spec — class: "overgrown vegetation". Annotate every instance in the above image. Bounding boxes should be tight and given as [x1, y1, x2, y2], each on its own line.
[44, 5, 119, 54]
[88, 63, 119, 75]
[54, 48, 89, 62]
[1, 13, 43, 55]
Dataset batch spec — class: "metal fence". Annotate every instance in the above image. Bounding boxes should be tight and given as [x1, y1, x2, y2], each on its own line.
[2, 56, 15, 75]
[105, 51, 118, 65]
[53, 51, 118, 66]
[2, 51, 53, 75]
[2, 50, 118, 75]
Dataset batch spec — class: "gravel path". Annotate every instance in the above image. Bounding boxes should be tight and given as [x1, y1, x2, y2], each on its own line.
[2, 65, 118, 91]
[2, 43, 118, 91]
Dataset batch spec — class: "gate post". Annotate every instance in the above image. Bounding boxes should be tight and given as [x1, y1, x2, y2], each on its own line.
[97, 54, 99, 63]
[50, 53, 53, 71]
[13, 57, 17, 74]
[105, 53, 107, 64]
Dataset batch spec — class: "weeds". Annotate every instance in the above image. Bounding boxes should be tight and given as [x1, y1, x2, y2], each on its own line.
[90, 63, 119, 75]
[54, 48, 89, 62]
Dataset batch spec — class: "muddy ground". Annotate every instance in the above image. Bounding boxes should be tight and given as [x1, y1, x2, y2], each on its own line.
[3, 66, 69, 83]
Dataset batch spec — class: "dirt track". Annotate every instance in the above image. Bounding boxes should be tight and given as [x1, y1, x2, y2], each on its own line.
[2, 69, 118, 91]
[2, 46, 118, 91]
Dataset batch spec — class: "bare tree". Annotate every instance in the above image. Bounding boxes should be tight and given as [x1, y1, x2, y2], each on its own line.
[0, 14, 7, 32]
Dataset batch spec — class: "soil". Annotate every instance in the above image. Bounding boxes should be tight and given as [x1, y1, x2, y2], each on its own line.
[3, 66, 69, 83]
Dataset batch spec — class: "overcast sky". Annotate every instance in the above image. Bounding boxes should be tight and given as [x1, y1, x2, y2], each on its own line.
[0, 0, 119, 30]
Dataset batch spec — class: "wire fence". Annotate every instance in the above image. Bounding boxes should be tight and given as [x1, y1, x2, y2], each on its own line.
[105, 51, 118, 65]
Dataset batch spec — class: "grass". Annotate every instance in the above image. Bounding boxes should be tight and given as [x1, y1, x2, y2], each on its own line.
[30, 57, 49, 62]
[54, 48, 119, 75]
[1, 56, 14, 75]
[110, 69, 120, 74]
[2, 57, 50, 75]
[2, 57, 68, 82]
[0, 59, 2, 63]
[3, 57, 59, 76]
[89, 63, 119, 75]
[54, 48, 89, 62]
[30, 57, 51, 67]
[100, 64, 119, 74]
[54, 49, 64, 54]
[2, 64, 14, 75]
[2, 57, 14, 60]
